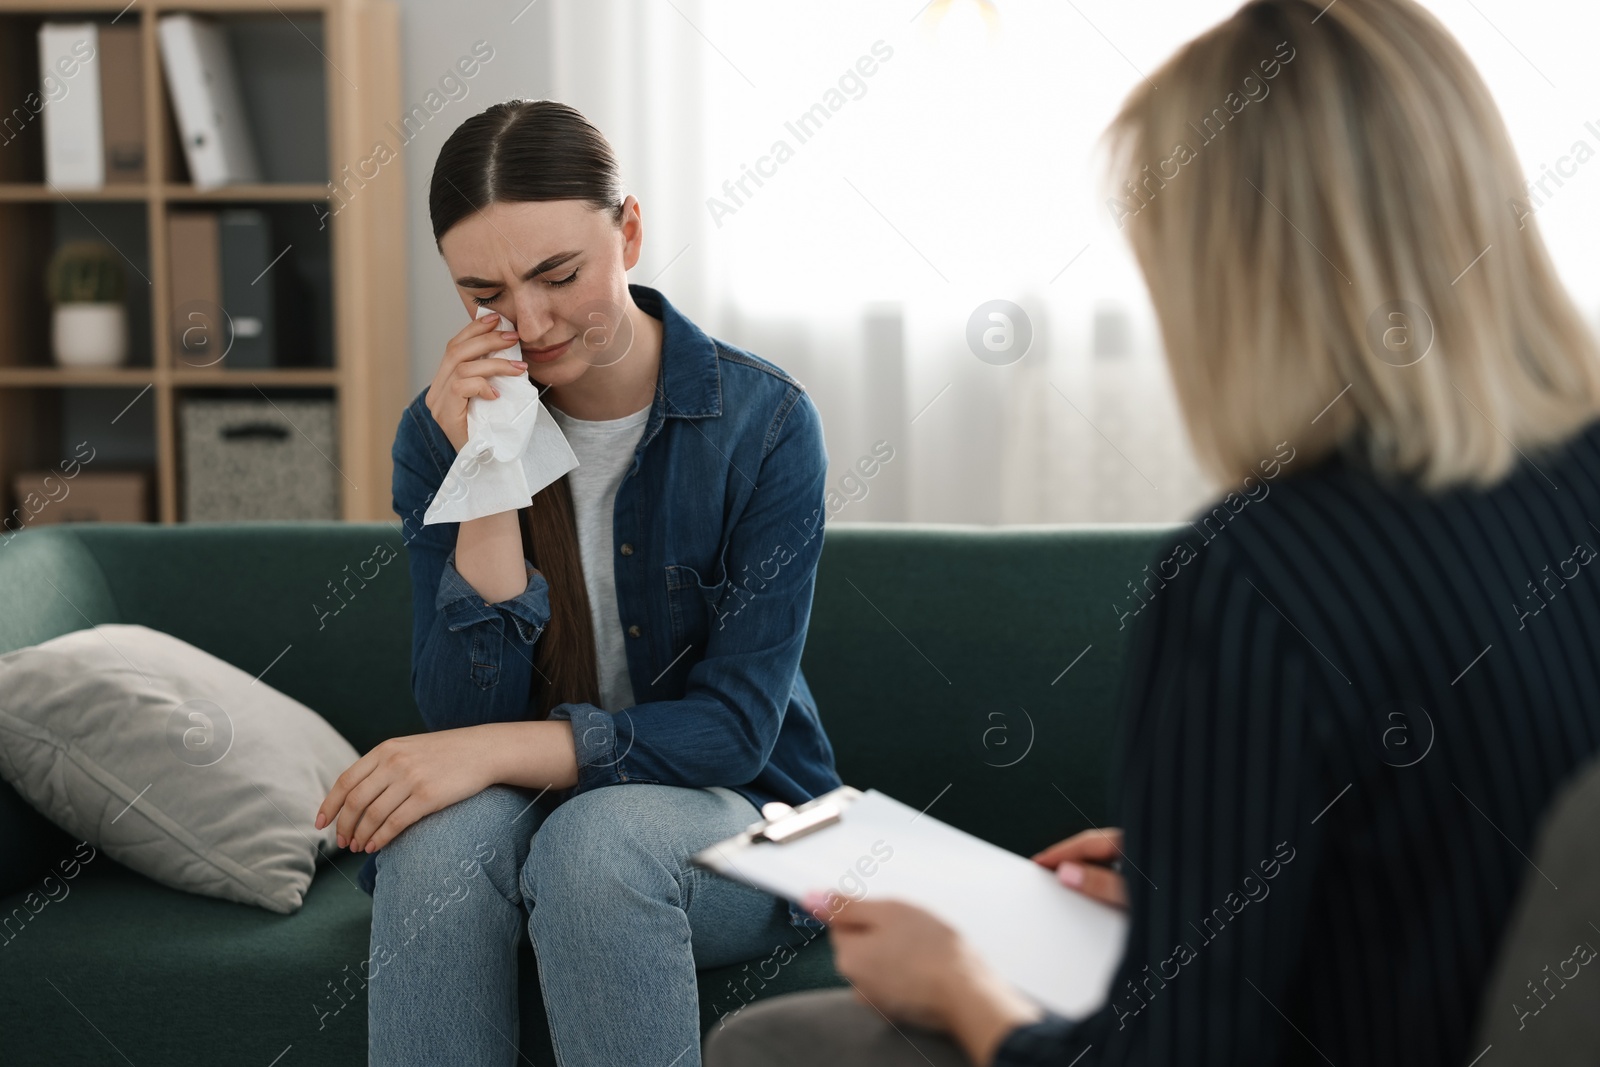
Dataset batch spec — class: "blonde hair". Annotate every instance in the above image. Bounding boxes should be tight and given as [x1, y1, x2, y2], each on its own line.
[1104, 0, 1600, 490]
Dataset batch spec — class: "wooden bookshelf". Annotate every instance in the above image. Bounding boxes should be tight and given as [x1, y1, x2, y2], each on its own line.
[0, 0, 407, 523]
[0, 182, 331, 201]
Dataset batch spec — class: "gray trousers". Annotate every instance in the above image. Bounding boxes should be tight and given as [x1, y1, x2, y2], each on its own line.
[1472, 754, 1600, 1063]
[702, 987, 970, 1067]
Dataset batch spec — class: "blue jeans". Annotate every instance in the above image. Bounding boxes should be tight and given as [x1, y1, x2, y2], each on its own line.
[367, 782, 806, 1067]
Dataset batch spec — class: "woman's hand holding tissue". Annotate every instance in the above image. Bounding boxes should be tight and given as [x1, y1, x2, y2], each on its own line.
[314, 720, 578, 854]
[426, 309, 528, 453]
[419, 306, 579, 526]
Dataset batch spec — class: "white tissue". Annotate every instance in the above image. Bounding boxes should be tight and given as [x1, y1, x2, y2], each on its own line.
[422, 306, 580, 525]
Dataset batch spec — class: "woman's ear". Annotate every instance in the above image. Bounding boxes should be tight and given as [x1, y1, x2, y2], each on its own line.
[618, 195, 644, 271]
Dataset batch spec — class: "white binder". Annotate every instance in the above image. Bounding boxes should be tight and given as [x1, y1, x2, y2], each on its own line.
[157, 14, 261, 188]
[39, 23, 104, 189]
[692, 786, 1130, 1020]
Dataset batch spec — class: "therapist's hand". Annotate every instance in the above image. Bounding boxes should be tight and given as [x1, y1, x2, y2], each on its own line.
[804, 892, 1043, 1065]
[1032, 827, 1129, 908]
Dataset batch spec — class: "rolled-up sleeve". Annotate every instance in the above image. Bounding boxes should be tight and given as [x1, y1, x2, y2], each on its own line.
[435, 550, 550, 645]
[394, 403, 549, 731]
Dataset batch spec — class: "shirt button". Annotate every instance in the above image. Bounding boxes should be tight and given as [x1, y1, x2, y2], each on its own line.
[620, 543, 634, 556]
[627, 625, 642, 638]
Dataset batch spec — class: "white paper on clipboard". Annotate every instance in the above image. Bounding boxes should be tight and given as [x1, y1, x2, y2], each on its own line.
[691, 786, 1129, 1021]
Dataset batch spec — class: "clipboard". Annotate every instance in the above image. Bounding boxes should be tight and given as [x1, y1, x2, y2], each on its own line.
[691, 785, 1129, 1020]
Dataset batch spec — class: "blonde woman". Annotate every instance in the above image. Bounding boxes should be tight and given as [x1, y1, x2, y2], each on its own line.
[705, 0, 1600, 1064]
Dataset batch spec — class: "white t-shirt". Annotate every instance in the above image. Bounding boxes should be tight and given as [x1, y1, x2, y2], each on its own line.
[546, 400, 652, 713]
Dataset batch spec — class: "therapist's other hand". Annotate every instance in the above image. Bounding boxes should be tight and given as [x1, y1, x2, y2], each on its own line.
[315, 727, 497, 853]
[1032, 827, 1129, 909]
[804, 892, 1044, 1064]
[806, 894, 970, 1029]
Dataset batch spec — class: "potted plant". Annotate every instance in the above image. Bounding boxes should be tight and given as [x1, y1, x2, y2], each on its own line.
[47, 241, 129, 368]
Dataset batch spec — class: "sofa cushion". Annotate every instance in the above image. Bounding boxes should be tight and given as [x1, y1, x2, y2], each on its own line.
[0, 624, 356, 914]
[804, 522, 1178, 857]
[0, 848, 842, 1066]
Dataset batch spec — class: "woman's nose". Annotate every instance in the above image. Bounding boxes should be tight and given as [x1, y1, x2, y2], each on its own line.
[511, 293, 556, 341]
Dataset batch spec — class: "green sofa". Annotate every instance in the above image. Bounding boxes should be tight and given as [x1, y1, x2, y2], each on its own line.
[0, 520, 1178, 1066]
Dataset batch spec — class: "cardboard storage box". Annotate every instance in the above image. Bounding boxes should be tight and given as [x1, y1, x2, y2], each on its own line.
[11, 469, 151, 524]
[180, 398, 339, 521]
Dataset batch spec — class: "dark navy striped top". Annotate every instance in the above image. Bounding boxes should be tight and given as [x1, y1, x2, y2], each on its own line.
[996, 417, 1600, 1066]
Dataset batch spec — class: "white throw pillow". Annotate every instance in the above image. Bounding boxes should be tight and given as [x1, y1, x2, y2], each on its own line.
[0, 624, 356, 914]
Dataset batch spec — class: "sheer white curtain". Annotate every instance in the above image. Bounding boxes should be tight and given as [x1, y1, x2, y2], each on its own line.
[543, 0, 1600, 525]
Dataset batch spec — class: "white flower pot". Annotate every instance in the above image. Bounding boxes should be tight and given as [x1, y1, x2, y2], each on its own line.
[52, 303, 129, 368]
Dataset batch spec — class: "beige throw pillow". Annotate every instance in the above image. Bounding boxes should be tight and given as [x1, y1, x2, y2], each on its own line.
[0, 624, 355, 914]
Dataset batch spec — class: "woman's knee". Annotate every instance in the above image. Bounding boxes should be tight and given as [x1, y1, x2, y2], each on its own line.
[520, 785, 685, 908]
[374, 784, 535, 905]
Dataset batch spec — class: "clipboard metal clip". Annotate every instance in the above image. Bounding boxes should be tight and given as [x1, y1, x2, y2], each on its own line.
[754, 801, 841, 843]
[742, 785, 863, 847]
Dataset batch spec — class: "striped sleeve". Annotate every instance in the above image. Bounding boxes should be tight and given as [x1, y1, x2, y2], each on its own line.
[994, 534, 1338, 1066]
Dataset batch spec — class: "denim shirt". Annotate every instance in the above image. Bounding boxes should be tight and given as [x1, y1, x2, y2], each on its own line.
[357, 284, 842, 929]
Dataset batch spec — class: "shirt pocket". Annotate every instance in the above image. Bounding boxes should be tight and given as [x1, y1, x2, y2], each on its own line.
[665, 557, 730, 653]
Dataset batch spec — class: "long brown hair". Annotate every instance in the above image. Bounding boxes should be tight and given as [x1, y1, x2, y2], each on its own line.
[517, 478, 598, 717]
[430, 100, 627, 716]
